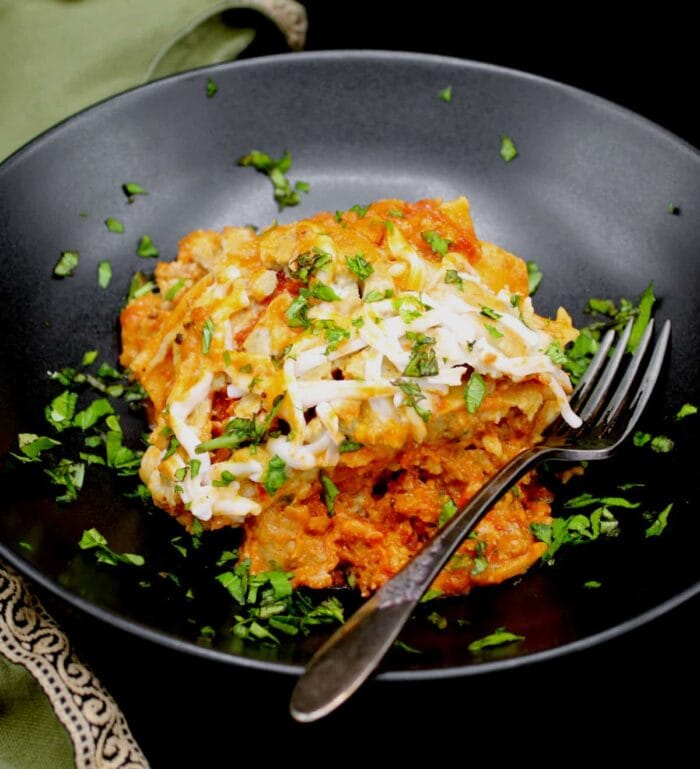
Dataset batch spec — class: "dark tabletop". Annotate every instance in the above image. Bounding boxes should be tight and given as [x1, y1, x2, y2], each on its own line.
[35, 5, 699, 762]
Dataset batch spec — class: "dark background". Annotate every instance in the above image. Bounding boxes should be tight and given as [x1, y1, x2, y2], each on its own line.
[30, 4, 700, 763]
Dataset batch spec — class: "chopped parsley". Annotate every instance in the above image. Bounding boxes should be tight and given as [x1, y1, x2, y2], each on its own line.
[468, 627, 524, 652]
[136, 235, 159, 258]
[349, 204, 370, 218]
[11, 434, 61, 464]
[584, 580, 602, 589]
[237, 149, 309, 210]
[310, 282, 340, 302]
[289, 249, 332, 282]
[45, 459, 85, 503]
[438, 85, 453, 103]
[650, 435, 674, 453]
[346, 253, 374, 280]
[627, 282, 655, 353]
[97, 260, 112, 289]
[438, 498, 458, 527]
[320, 473, 339, 516]
[53, 251, 79, 278]
[122, 182, 147, 199]
[339, 439, 363, 453]
[500, 135, 518, 162]
[564, 492, 640, 510]
[645, 503, 672, 538]
[263, 455, 287, 495]
[105, 217, 125, 234]
[201, 317, 215, 354]
[526, 261, 543, 295]
[633, 431, 651, 447]
[426, 612, 447, 630]
[363, 288, 393, 303]
[464, 372, 486, 414]
[78, 528, 144, 566]
[206, 77, 218, 98]
[403, 332, 439, 377]
[485, 324, 504, 339]
[531, 506, 619, 564]
[73, 398, 114, 431]
[126, 272, 156, 302]
[675, 403, 697, 420]
[480, 306, 502, 320]
[45, 390, 78, 432]
[212, 470, 236, 488]
[393, 379, 431, 422]
[444, 269, 463, 291]
[166, 279, 185, 301]
[421, 230, 451, 257]
[392, 295, 426, 324]
[195, 394, 284, 453]
[285, 294, 310, 329]
[545, 341, 568, 367]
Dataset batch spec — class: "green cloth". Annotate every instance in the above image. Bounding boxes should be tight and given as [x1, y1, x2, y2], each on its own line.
[0, 0, 307, 161]
[0, 658, 74, 769]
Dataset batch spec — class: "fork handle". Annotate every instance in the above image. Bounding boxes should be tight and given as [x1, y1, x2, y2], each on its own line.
[290, 445, 549, 722]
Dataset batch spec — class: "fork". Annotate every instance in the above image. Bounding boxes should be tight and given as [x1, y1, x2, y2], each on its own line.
[290, 317, 671, 722]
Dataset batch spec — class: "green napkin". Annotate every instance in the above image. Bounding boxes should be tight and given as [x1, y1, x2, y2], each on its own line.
[0, 0, 307, 161]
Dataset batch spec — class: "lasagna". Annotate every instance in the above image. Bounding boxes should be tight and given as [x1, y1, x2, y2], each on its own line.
[121, 197, 580, 597]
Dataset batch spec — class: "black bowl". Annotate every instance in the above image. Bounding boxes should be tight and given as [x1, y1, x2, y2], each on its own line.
[1, 51, 698, 679]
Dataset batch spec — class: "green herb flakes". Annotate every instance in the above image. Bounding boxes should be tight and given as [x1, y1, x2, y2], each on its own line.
[310, 282, 341, 302]
[468, 627, 524, 652]
[53, 251, 79, 278]
[500, 135, 518, 162]
[393, 379, 431, 422]
[627, 282, 655, 353]
[79, 527, 144, 566]
[12, 434, 61, 463]
[526, 261, 543, 295]
[320, 473, 340, 516]
[97, 260, 112, 289]
[136, 235, 159, 258]
[45, 459, 85, 503]
[427, 612, 448, 630]
[73, 398, 114, 431]
[346, 253, 374, 280]
[45, 390, 78, 432]
[584, 580, 602, 589]
[675, 403, 697, 420]
[444, 269, 463, 291]
[464, 372, 486, 414]
[238, 149, 308, 210]
[166, 279, 185, 301]
[201, 317, 215, 354]
[650, 435, 674, 453]
[206, 77, 218, 98]
[105, 217, 125, 234]
[438, 498, 458, 527]
[122, 182, 147, 198]
[438, 85, 453, 103]
[645, 503, 672, 538]
[263, 455, 287, 495]
[339, 439, 363, 453]
[285, 294, 310, 328]
[633, 431, 652, 447]
[421, 230, 451, 257]
[349, 204, 370, 218]
[403, 332, 439, 377]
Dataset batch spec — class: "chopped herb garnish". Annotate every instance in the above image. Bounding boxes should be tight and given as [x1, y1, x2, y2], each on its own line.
[73, 398, 114, 431]
[81, 350, 98, 366]
[645, 503, 672, 538]
[310, 282, 341, 302]
[346, 253, 374, 280]
[468, 627, 524, 652]
[45, 459, 85, 503]
[650, 435, 674, 453]
[238, 149, 308, 210]
[392, 379, 431, 422]
[675, 403, 697, 420]
[263, 455, 287, 495]
[364, 289, 392, 303]
[97, 260, 112, 289]
[105, 217, 125, 234]
[485, 324, 504, 339]
[126, 272, 156, 302]
[481, 306, 502, 320]
[420, 588, 443, 604]
[320, 473, 340, 516]
[195, 394, 284, 453]
[349, 204, 370, 218]
[78, 528, 144, 566]
[212, 470, 236, 487]
[394, 640, 422, 654]
[206, 77, 218, 98]
[392, 295, 425, 324]
[53, 251, 79, 278]
[12, 433, 61, 463]
[289, 249, 332, 283]
[339, 439, 363, 453]
[136, 235, 159, 258]
[464, 372, 486, 415]
[438, 498, 458, 527]
[427, 611, 448, 630]
[584, 580, 602, 589]
[166, 279, 185, 301]
[122, 182, 147, 198]
[564, 493, 640, 509]
[627, 282, 655, 353]
[444, 269, 463, 291]
[201, 317, 215, 354]
[500, 135, 518, 162]
[313, 319, 350, 353]
[45, 390, 78, 432]
[531, 506, 619, 563]
[526, 261, 542, 295]
[170, 536, 187, 557]
[438, 85, 453, 103]
[285, 294, 310, 328]
[634, 431, 652, 447]
[510, 294, 521, 308]
[421, 230, 451, 257]
[403, 332, 439, 377]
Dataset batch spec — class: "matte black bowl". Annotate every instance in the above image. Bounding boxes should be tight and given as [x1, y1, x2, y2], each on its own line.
[1, 51, 698, 679]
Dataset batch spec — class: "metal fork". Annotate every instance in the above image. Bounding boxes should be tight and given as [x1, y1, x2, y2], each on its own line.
[290, 317, 671, 722]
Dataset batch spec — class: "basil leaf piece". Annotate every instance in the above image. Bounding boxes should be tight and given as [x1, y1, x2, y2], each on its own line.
[421, 230, 451, 257]
[464, 372, 486, 415]
[136, 235, 159, 258]
[53, 251, 79, 278]
[500, 135, 518, 162]
[468, 627, 524, 652]
[263, 455, 287, 495]
[645, 503, 672, 537]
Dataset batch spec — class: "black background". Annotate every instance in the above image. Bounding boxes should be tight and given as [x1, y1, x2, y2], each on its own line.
[18, 3, 700, 763]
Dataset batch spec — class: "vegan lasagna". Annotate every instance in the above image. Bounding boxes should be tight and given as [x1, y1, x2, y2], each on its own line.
[121, 197, 581, 597]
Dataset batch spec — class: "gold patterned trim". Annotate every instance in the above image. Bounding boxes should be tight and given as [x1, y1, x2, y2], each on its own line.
[0, 560, 149, 769]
